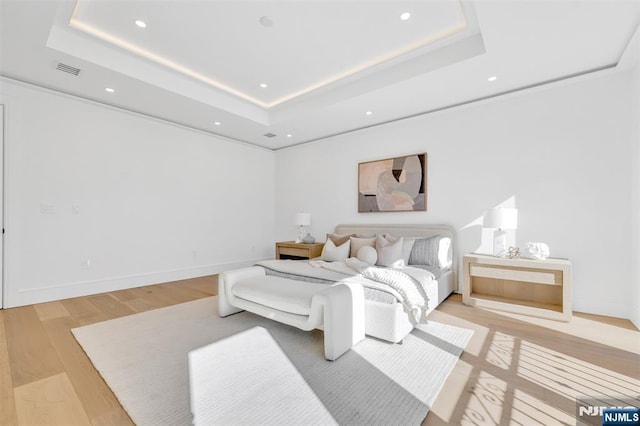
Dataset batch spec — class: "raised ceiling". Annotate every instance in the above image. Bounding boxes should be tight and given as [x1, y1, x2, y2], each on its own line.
[1, 0, 639, 149]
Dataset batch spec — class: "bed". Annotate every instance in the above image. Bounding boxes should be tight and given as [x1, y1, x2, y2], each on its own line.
[256, 224, 457, 343]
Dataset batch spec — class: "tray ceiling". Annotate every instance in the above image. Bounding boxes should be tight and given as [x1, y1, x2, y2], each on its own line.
[1, 0, 638, 149]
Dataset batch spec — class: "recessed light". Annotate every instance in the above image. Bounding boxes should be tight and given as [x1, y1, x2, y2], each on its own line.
[260, 83, 268, 88]
[365, 111, 372, 116]
[105, 87, 115, 93]
[488, 76, 497, 82]
[287, 134, 292, 138]
[214, 121, 221, 126]
[400, 12, 411, 21]
[135, 20, 147, 28]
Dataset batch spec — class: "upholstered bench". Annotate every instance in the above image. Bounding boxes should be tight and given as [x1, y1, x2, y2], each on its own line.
[218, 266, 365, 360]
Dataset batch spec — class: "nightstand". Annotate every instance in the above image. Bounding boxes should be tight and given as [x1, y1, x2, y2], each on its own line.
[275, 241, 324, 260]
[462, 253, 572, 321]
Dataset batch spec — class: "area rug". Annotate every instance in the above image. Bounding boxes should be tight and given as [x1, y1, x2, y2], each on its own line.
[72, 296, 473, 425]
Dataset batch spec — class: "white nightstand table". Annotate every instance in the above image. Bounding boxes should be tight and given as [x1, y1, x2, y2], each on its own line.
[462, 253, 572, 321]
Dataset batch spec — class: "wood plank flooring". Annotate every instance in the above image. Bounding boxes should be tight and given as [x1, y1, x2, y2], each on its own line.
[0, 275, 638, 425]
[1, 276, 216, 426]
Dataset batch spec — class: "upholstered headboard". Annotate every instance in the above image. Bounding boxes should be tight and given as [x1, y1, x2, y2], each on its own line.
[333, 223, 457, 287]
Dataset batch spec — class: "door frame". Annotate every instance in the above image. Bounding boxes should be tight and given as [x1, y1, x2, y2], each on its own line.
[0, 104, 4, 308]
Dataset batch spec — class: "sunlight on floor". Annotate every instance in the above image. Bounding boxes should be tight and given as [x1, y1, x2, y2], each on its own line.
[430, 306, 640, 425]
[486, 331, 515, 370]
[511, 389, 575, 425]
[517, 339, 640, 404]
[428, 310, 490, 357]
[459, 369, 575, 425]
[455, 330, 640, 425]
[480, 308, 640, 354]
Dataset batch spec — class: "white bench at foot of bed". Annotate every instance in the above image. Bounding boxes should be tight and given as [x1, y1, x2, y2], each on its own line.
[218, 266, 365, 361]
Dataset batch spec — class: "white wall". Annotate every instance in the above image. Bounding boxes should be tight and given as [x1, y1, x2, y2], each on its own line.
[275, 70, 634, 320]
[1, 79, 275, 308]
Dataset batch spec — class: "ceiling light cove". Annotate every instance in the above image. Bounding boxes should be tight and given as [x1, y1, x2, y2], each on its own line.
[67, 17, 268, 107]
[66, 0, 474, 112]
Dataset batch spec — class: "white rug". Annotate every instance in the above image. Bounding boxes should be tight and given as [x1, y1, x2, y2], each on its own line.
[72, 296, 473, 425]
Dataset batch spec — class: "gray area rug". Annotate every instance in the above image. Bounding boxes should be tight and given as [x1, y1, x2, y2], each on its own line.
[72, 296, 473, 425]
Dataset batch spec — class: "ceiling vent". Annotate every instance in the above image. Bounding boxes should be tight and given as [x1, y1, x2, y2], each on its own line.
[263, 133, 277, 138]
[56, 62, 81, 76]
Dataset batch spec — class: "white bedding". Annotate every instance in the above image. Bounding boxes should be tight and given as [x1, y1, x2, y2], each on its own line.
[256, 258, 436, 324]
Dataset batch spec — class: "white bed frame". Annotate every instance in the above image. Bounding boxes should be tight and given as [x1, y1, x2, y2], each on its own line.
[333, 224, 457, 343]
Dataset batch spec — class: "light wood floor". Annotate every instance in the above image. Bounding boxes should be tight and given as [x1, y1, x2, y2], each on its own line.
[1, 276, 638, 425]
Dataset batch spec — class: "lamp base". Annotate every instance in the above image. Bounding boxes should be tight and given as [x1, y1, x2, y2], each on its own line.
[295, 226, 307, 243]
[493, 229, 507, 257]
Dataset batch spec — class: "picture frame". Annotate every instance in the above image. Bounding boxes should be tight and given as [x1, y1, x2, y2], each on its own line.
[358, 153, 427, 212]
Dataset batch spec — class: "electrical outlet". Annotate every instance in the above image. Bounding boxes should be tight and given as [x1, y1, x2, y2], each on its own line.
[81, 259, 90, 269]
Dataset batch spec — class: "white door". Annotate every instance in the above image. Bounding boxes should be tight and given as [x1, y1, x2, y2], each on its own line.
[0, 104, 4, 309]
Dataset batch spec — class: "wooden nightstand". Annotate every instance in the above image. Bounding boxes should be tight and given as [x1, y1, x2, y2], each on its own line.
[275, 241, 324, 260]
[462, 253, 572, 321]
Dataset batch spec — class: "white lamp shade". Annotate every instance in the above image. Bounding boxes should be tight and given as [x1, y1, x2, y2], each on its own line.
[483, 208, 518, 230]
[294, 212, 311, 226]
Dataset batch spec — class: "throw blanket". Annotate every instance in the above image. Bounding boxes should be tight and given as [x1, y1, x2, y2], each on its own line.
[257, 259, 434, 325]
[313, 258, 432, 325]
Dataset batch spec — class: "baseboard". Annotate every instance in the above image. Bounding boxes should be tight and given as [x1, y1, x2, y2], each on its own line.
[573, 295, 635, 323]
[631, 315, 640, 332]
[5, 258, 270, 308]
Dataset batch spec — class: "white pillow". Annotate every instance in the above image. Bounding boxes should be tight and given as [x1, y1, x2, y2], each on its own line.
[357, 245, 378, 265]
[375, 235, 404, 267]
[320, 238, 350, 262]
[383, 234, 415, 265]
[349, 236, 376, 258]
[438, 237, 452, 268]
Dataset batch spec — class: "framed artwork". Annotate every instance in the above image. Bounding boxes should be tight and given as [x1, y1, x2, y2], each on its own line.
[358, 153, 427, 212]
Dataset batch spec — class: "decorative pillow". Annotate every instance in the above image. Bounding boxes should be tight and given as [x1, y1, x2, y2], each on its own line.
[408, 235, 452, 268]
[349, 236, 376, 258]
[438, 237, 452, 268]
[383, 234, 416, 265]
[375, 234, 404, 267]
[320, 238, 351, 262]
[357, 245, 378, 265]
[326, 233, 351, 247]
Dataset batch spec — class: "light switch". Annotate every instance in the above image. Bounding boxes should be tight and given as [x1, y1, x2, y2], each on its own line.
[41, 204, 55, 214]
[72, 205, 80, 215]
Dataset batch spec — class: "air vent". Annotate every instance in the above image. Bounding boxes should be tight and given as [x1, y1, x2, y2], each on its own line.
[263, 133, 277, 138]
[56, 62, 81, 76]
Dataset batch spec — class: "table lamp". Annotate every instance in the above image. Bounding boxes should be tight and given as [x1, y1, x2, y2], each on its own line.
[294, 212, 311, 243]
[483, 207, 518, 256]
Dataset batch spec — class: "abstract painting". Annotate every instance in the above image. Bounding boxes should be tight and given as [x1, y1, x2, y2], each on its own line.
[358, 153, 427, 212]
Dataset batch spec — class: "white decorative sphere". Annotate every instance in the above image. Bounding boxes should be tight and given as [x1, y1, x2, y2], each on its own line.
[357, 245, 378, 265]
